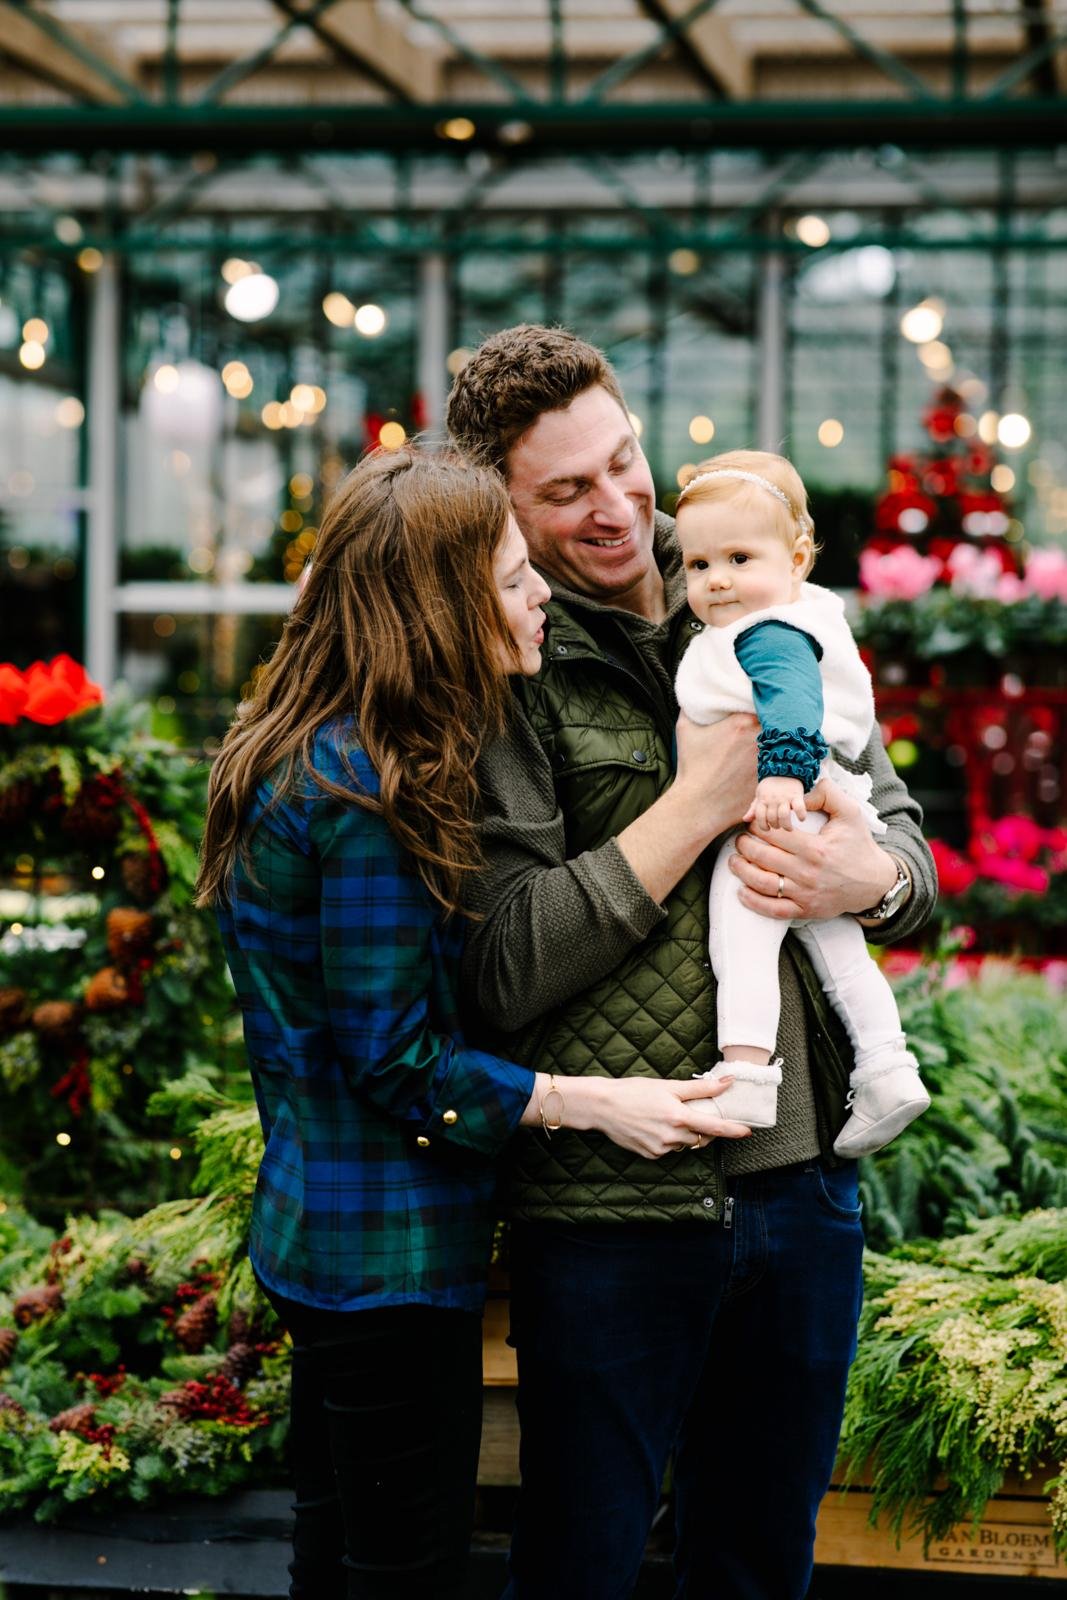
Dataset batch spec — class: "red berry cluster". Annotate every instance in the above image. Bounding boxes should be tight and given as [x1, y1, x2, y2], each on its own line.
[49, 1402, 118, 1460]
[85, 1365, 127, 1398]
[160, 1372, 267, 1428]
[50, 1052, 92, 1118]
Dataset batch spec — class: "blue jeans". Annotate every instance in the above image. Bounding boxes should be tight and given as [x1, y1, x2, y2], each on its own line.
[503, 1159, 864, 1600]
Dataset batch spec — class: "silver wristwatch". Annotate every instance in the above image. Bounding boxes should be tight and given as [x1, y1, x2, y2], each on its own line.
[856, 857, 911, 923]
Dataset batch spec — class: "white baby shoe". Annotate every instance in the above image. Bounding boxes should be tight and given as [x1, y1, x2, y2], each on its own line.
[833, 1051, 930, 1159]
[697, 1058, 783, 1129]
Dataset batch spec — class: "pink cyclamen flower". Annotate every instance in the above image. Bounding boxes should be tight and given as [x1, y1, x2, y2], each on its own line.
[994, 572, 1030, 603]
[1025, 547, 1067, 602]
[859, 546, 942, 600]
[946, 545, 1004, 598]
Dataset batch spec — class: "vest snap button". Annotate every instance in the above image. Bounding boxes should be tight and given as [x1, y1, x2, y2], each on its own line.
[690, 620, 703, 631]
[555, 644, 568, 655]
[702, 1197, 715, 1209]
[632, 750, 647, 764]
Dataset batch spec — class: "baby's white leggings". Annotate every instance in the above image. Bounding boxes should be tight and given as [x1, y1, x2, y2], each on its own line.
[708, 812, 905, 1065]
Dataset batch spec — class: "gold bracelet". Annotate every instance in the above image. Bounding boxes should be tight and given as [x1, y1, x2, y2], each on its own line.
[539, 1075, 565, 1135]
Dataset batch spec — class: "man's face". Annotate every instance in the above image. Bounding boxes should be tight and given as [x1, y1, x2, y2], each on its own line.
[504, 386, 657, 606]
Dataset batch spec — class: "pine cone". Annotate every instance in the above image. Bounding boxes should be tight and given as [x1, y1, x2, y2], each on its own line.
[0, 779, 34, 827]
[13, 1284, 64, 1327]
[0, 1328, 17, 1370]
[120, 852, 166, 905]
[60, 777, 122, 844]
[84, 966, 129, 1012]
[31, 999, 81, 1045]
[0, 1393, 25, 1420]
[49, 1402, 96, 1436]
[227, 1307, 264, 1345]
[106, 908, 155, 965]
[221, 1341, 260, 1386]
[174, 1291, 218, 1354]
[0, 989, 28, 1033]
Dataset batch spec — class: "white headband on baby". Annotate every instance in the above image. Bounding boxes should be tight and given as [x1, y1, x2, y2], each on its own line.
[677, 468, 813, 533]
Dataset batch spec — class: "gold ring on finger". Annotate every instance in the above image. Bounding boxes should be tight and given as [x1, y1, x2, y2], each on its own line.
[777, 874, 786, 898]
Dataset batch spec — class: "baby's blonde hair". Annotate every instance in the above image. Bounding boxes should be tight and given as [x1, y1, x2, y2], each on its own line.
[676, 449, 819, 578]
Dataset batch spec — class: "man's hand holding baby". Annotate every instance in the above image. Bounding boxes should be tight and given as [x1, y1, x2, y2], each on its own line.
[730, 777, 901, 922]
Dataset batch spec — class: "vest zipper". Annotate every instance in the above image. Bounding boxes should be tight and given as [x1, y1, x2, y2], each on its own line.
[723, 1194, 735, 1231]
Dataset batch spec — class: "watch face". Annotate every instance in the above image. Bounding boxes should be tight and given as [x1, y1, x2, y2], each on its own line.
[883, 873, 909, 916]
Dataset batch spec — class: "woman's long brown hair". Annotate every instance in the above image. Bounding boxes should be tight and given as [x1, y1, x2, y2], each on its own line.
[195, 446, 516, 917]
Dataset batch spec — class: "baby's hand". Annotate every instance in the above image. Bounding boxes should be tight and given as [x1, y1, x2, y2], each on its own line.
[744, 776, 807, 832]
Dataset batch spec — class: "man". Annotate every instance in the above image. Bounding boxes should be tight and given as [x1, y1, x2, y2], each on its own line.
[447, 325, 935, 1600]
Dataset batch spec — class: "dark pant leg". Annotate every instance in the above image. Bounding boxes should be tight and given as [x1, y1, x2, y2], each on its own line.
[672, 1160, 865, 1600]
[267, 1293, 484, 1600]
[503, 1220, 732, 1600]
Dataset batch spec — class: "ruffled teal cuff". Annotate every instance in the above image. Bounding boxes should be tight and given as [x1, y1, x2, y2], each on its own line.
[757, 727, 828, 791]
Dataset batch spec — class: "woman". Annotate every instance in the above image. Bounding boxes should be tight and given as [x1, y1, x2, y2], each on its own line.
[196, 446, 738, 1600]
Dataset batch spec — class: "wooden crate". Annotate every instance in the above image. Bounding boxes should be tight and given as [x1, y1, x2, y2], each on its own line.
[480, 1307, 1064, 1576]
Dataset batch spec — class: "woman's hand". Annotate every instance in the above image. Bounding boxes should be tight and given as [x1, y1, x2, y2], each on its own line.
[590, 1075, 752, 1158]
[520, 1073, 751, 1159]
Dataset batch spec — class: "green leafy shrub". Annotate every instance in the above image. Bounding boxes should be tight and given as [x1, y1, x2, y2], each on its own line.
[861, 963, 1067, 1250]
[839, 1208, 1067, 1552]
[0, 1076, 286, 1521]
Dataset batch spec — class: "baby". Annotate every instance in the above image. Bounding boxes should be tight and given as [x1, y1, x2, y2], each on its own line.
[674, 449, 929, 1159]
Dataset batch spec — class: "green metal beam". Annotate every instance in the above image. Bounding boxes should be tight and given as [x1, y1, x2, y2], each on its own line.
[714, 148, 829, 238]
[120, 156, 225, 233]
[583, 0, 724, 103]
[790, 0, 933, 100]
[2, 97, 1061, 154]
[632, 0, 727, 100]
[163, 0, 180, 103]
[389, 0, 534, 105]
[548, 0, 566, 103]
[198, 0, 342, 104]
[269, 0, 413, 103]
[981, 25, 1067, 98]
[951, 0, 968, 99]
[5, 224, 1067, 256]
[6, 0, 147, 104]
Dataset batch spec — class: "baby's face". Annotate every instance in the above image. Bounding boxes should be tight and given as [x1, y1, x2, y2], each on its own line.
[676, 499, 806, 628]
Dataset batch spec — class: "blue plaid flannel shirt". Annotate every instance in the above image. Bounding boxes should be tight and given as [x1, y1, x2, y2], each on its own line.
[217, 718, 535, 1313]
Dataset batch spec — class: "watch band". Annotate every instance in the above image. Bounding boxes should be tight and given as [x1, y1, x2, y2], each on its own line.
[857, 856, 911, 923]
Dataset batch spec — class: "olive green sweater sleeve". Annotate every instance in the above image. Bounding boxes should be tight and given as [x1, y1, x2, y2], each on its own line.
[837, 727, 937, 945]
[463, 708, 666, 1034]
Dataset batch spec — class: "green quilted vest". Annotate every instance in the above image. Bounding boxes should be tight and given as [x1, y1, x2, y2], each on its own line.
[501, 596, 854, 1224]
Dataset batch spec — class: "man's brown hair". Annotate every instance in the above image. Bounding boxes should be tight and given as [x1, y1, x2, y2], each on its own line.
[445, 323, 628, 475]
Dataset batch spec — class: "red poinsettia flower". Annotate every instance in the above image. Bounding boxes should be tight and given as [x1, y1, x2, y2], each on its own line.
[964, 445, 993, 476]
[0, 663, 29, 726]
[922, 458, 960, 497]
[923, 408, 959, 443]
[874, 489, 938, 534]
[928, 838, 977, 896]
[20, 655, 103, 725]
[972, 854, 1050, 895]
[975, 813, 1048, 864]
